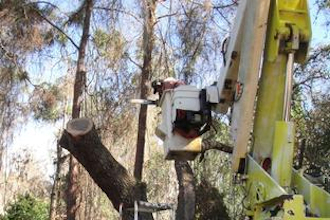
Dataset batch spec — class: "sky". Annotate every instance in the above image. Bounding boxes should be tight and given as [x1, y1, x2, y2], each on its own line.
[309, 0, 329, 45]
[3, 0, 329, 182]
[5, 119, 62, 179]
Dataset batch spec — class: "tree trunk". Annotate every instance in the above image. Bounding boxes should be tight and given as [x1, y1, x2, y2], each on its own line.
[174, 74, 196, 220]
[67, 0, 93, 219]
[134, 0, 156, 181]
[295, 139, 306, 169]
[49, 143, 63, 220]
[60, 118, 153, 220]
[175, 161, 195, 220]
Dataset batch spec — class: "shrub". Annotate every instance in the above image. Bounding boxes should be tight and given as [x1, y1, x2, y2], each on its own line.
[0, 194, 48, 220]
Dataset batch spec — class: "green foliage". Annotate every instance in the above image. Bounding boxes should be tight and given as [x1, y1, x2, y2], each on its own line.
[0, 65, 29, 155]
[177, 4, 207, 82]
[94, 28, 126, 69]
[66, 1, 86, 27]
[293, 45, 330, 180]
[304, 96, 330, 173]
[203, 117, 233, 144]
[195, 179, 229, 220]
[194, 118, 244, 219]
[317, 0, 330, 9]
[29, 82, 64, 122]
[0, 194, 48, 220]
[294, 45, 330, 91]
[0, 0, 56, 53]
[55, 32, 69, 46]
[292, 93, 330, 190]
[144, 149, 172, 199]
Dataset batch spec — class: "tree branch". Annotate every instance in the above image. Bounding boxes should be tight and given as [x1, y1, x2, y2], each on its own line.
[213, 1, 238, 9]
[34, 10, 79, 50]
[201, 140, 233, 154]
[157, 13, 177, 21]
[125, 53, 143, 69]
[34, 1, 62, 11]
[93, 7, 142, 24]
[59, 118, 153, 220]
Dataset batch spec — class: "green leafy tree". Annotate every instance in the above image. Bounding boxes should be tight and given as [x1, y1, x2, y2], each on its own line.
[292, 36, 330, 191]
[0, 194, 48, 220]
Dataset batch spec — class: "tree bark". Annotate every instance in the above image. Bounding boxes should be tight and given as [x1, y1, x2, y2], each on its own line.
[201, 139, 233, 154]
[67, 0, 93, 219]
[295, 139, 306, 169]
[134, 0, 156, 181]
[175, 161, 195, 220]
[173, 140, 231, 220]
[60, 118, 153, 220]
[49, 143, 63, 220]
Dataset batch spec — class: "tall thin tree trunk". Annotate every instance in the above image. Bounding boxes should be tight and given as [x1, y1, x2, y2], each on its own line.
[67, 0, 93, 219]
[175, 161, 196, 220]
[134, 0, 156, 181]
[173, 59, 197, 220]
[49, 144, 63, 220]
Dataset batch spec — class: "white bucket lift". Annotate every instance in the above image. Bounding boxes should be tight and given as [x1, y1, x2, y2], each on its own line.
[155, 85, 203, 160]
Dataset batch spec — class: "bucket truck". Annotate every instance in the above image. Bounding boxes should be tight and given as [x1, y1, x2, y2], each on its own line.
[150, 0, 330, 219]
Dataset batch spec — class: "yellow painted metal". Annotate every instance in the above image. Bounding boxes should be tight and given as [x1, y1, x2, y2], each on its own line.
[265, 0, 312, 63]
[252, 195, 307, 219]
[249, 186, 330, 219]
[164, 135, 202, 160]
[184, 136, 202, 153]
[246, 155, 287, 207]
[252, 205, 275, 220]
[283, 195, 310, 219]
[282, 195, 330, 219]
[292, 169, 330, 217]
[252, 54, 287, 163]
[243, 1, 330, 219]
[251, 0, 311, 168]
[271, 122, 295, 188]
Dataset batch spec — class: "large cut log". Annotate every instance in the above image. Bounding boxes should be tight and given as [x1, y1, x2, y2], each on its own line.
[59, 118, 153, 220]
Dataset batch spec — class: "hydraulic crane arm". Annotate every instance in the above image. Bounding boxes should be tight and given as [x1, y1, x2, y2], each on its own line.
[148, 0, 330, 219]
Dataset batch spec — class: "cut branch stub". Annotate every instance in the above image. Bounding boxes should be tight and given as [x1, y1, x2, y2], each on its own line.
[66, 117, 93, 138]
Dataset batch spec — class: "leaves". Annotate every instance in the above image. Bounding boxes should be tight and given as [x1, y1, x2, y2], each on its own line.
[66, 1, 86, 27]
[93, 28, 126, 68]
[0, 0, 56, 54]
[195, 179, 229, 220]
[0, 194, 48, 220]
[29, 81, 67, 122]
[317, 0, 330, 9]
[304, 96, 330, 172]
